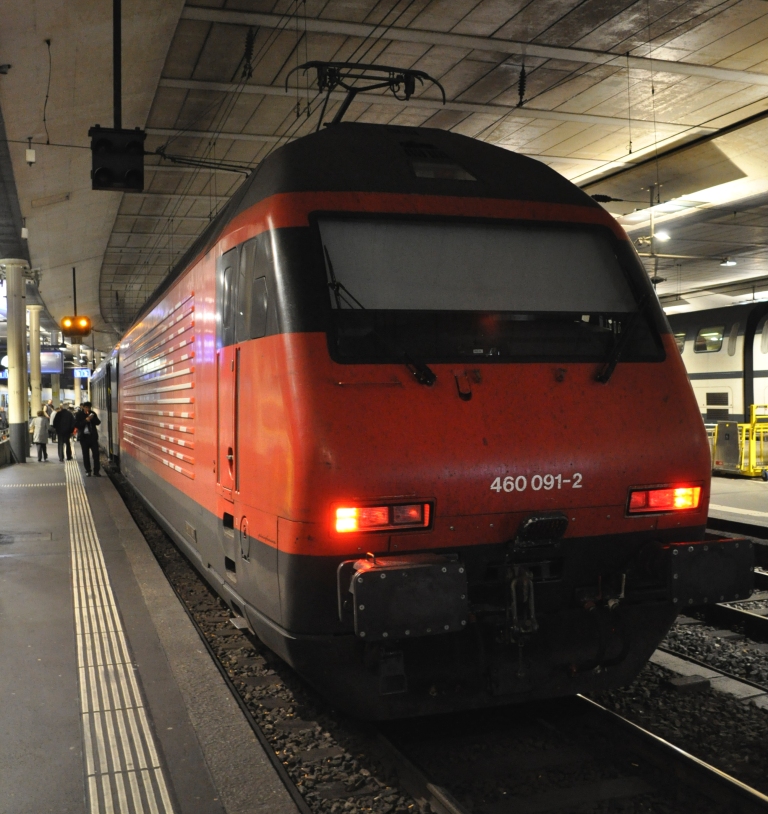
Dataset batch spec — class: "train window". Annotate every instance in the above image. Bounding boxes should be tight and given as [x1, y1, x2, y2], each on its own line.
[239, 238, 272, 340]
[727, 323, 739, 356]
[400, 141, 476, 181]
[674, 332, 686, 353]
[319, 218, 662, 364]
[761, 324, 768, 355]
[234, 252, 252, 345]
[219, 242, 273, 346]
[694, 326, 724, 353]
[251, 277, 268, 338]
[216, 248, 238, 348]
[319, 219, 636, 313]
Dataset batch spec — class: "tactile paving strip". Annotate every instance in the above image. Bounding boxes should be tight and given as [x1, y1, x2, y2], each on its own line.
[0, 482, 67, 487]
[65, 458, 174, 814]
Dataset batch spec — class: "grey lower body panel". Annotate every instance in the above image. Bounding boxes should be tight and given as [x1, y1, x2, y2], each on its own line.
[118, 451, 685, 720]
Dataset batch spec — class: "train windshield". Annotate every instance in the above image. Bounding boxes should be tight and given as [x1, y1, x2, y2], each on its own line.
[318, 217, 662, 364]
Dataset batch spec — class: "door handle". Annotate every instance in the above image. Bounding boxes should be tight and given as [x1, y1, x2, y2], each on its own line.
[227, 447, 234, 462]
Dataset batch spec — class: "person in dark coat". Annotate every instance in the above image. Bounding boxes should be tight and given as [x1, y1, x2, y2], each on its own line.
[74, 402, 101, 476]
[53, 405, 75, 462]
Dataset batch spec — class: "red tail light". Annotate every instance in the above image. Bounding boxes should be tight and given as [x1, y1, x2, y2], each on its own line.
[335, 503, 431, 533]
[628, 486, 702, 514]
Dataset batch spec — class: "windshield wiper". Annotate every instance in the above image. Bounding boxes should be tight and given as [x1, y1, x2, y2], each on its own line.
[595, 297, 649, 384]
[325, 246, 366, 310]
[324, 246, 436, 386]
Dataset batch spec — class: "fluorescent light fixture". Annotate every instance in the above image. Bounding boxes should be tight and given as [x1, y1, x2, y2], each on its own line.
[720, 258, 737, 266]
[654, 230, 671, 241]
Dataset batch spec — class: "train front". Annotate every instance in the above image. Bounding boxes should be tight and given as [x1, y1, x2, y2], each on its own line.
[242, 125, 753, 718]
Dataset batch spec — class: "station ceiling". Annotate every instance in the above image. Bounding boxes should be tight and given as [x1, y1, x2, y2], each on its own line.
[5, 0, 768, 350]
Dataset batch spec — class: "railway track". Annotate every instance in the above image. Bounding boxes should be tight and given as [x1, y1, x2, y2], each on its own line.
[104, 468, 768, 814]
[696, 594, 768, 641]
[374, 694, 768, 814]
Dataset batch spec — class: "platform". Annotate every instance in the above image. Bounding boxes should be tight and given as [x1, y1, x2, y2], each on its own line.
[710, 475, 768, 536]
[0, 450, 298, 814]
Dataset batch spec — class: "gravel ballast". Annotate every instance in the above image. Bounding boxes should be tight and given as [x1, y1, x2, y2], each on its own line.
[593, 616, 768, 796]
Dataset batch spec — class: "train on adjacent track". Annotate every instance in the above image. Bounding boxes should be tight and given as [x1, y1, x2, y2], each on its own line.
[668, 302, 768, 423]
[91, 121, 753, 718]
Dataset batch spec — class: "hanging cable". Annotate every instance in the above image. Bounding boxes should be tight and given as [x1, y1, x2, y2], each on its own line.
[43, 39, 52, 144]
[647, 0, 661, 201]
[295, 0, 301, 118]
[626, 52, 633, 154]
[303, 0, 310, 117]
[357, 0, 413, 63]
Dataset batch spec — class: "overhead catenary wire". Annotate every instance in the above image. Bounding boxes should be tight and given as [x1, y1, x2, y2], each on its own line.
[125, 14, 307, 319]
[140, 26, 265, 290]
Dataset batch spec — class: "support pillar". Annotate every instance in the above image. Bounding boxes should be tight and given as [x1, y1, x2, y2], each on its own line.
[3, 258, 29, 462]
[28, 304, 43, 417]
[51, 374, 61, 407]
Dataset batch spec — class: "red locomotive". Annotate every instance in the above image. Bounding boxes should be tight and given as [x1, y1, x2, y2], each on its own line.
[93, 119, 752, 718]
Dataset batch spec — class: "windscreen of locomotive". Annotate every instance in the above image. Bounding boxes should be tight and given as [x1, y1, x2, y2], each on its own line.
[317, 219, 637, 314]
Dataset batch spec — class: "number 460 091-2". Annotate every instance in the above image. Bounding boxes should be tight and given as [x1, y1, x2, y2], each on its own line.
[490, 473, 583, 493]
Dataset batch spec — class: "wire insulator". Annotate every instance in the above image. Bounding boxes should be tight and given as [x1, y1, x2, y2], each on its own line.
[242, 27, 256, 80]
[517, 65, 526, 108]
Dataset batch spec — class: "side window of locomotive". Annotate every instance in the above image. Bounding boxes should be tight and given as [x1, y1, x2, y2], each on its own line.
[239, 237, 272, 340]
[251, 277, 268, 338]
[727, 322, 739, 357]
[761, 323, 768, 355]
[216, 247, 239, 348]
[234, 251, 252, 345]
[674, 332, 686, 353]
[694, 326, 724, 353]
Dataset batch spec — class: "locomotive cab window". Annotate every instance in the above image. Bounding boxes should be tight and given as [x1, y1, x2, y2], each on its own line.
[217, 240, 272, 346]
[317, 217, 663, 365]
[216, 248, 238, 348]
[694, 326, 725, 353]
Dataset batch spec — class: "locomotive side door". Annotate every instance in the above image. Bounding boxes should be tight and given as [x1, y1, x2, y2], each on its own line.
[216, 248, 239, 500]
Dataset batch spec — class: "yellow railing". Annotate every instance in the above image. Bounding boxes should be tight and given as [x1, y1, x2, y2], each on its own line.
[713, 404, 768, 478]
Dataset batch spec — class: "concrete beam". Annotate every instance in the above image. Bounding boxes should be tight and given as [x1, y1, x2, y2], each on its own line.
[146, 126, 620, 167]
[181, 6, 768, 88]
[158, 77, 713, 135]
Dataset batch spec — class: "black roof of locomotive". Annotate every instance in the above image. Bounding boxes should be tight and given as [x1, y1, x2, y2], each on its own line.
[232, 123, 599, 213]
[134, 123, 604, 325]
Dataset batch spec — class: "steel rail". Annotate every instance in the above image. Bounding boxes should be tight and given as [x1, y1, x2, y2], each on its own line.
[699, 601, 768, 641]
[656, 644, 768, 696]
[373, 694, 768, 814]
[577, 695, 768, 813]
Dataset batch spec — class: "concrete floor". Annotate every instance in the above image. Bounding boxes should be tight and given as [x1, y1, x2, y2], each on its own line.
[710, 475, 768, 533]
[0, 451, 298, 814]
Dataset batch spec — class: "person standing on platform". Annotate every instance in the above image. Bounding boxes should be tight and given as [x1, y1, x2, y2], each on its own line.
[29, 410, 50, 461]
[74, 402, 101, 476]
[45, 399, 56, 441]
[53, 405, 75, 462]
